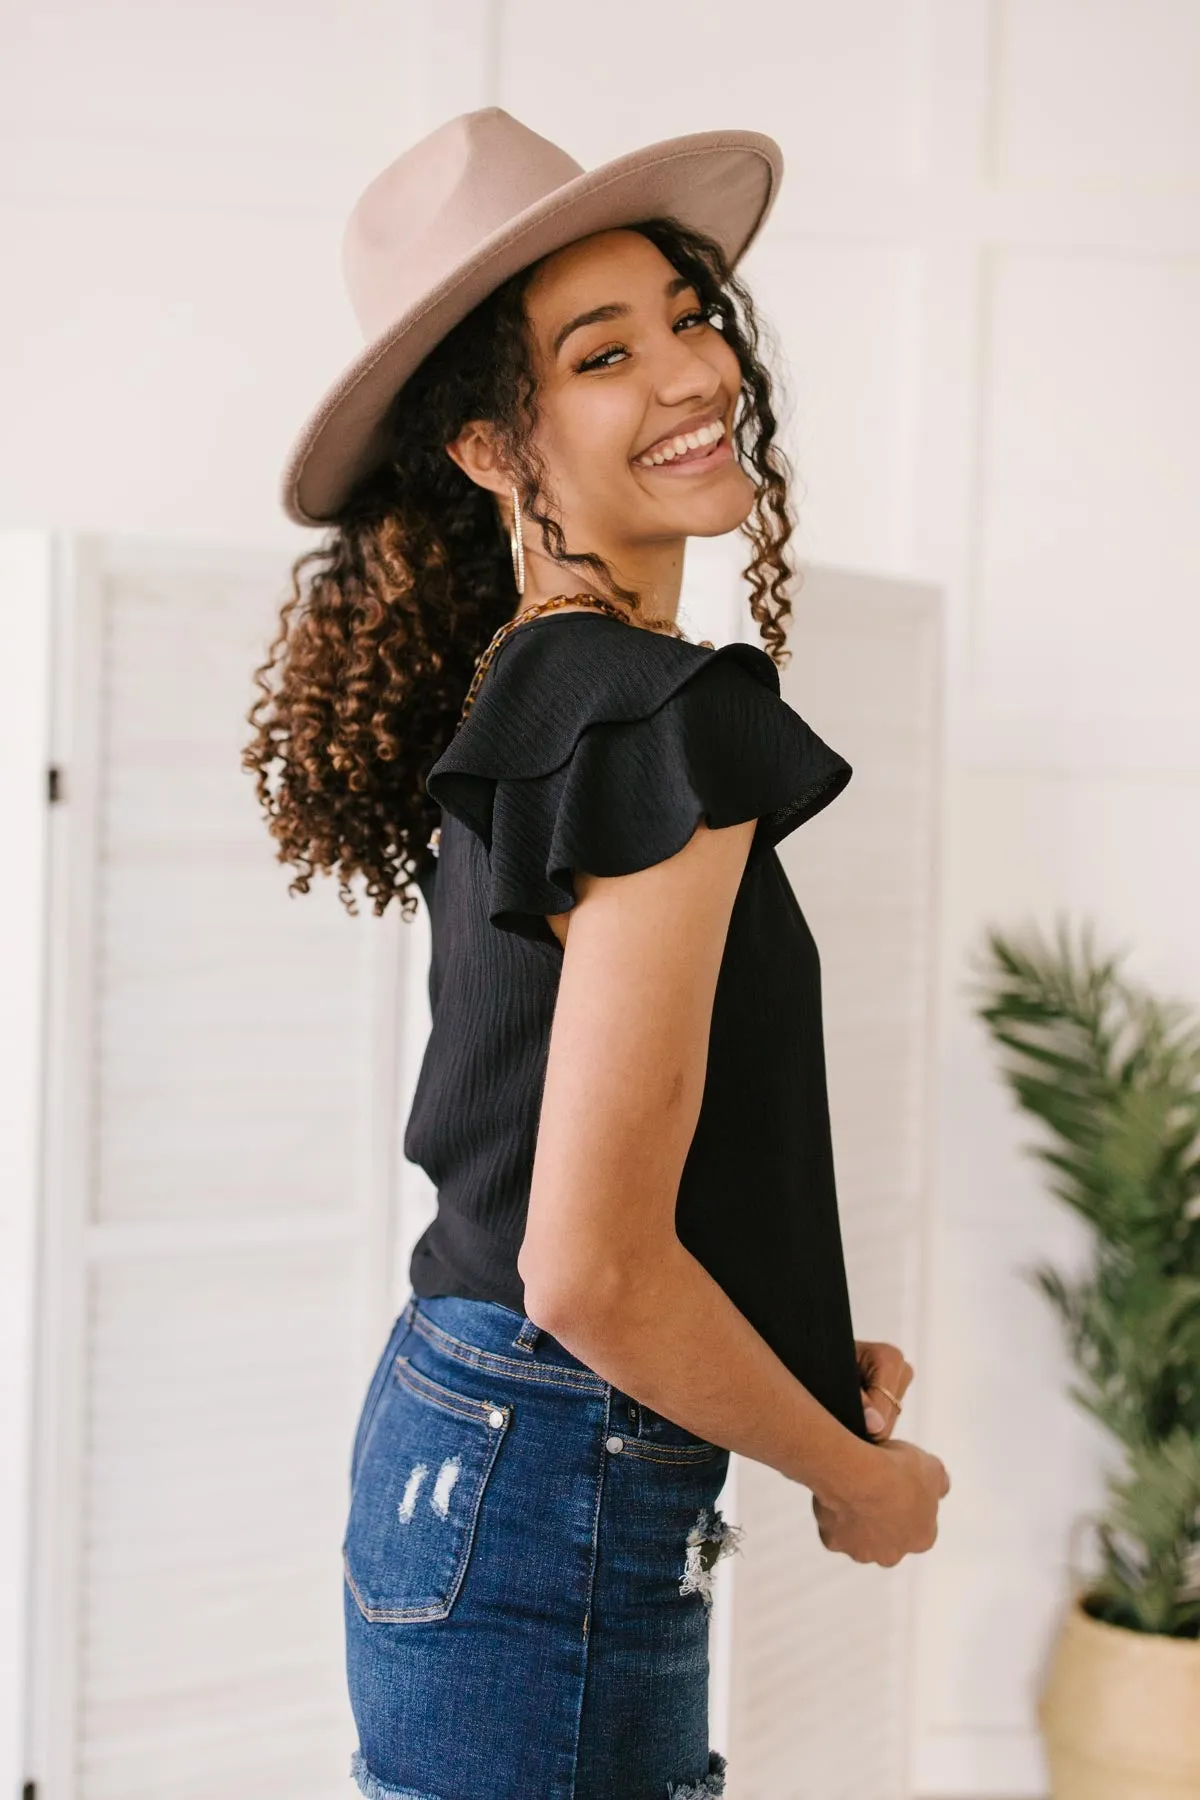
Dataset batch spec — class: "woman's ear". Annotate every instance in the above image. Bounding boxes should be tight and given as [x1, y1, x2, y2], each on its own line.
[445, 419, 510, 498]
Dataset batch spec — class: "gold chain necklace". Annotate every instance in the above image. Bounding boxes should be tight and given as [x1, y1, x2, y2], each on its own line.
[427, 592, 713, 860]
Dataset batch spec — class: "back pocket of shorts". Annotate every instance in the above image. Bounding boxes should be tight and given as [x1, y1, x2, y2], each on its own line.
[343, 1352, 512, 1623]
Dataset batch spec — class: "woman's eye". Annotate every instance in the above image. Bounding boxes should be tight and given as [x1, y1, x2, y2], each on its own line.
[575, 310, 711, 374]
[577, 344, 626, 373]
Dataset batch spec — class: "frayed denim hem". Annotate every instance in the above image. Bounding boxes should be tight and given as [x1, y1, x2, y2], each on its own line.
[350, 1749, 444, 1800]
[352, 1743, 724, 1798]
[668, 1747, 727, 1798]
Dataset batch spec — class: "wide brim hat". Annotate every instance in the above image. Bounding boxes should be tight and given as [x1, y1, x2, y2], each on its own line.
[281, 107, 783, 526]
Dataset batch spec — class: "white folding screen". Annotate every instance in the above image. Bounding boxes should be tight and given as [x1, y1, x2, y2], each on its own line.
[28, 537, 409, 1800]
[720, 565, 943, 1800]
[0, 536, 56, 1800]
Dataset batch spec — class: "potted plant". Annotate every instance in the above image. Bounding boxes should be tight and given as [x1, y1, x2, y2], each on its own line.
[970, 918, 1200, 1799]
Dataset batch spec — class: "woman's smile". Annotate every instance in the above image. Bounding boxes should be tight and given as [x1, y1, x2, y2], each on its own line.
[632, 416, 733, 474]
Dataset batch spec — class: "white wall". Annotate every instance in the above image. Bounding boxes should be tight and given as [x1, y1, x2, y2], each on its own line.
[2, 3, 1197, 1796]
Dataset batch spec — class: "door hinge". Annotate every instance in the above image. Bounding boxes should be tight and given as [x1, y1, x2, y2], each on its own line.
[47, 765, 64, 804]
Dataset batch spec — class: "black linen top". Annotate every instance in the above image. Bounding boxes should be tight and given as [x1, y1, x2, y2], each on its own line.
[403, 610, 867, 1439]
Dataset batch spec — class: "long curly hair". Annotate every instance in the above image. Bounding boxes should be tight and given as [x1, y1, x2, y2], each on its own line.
[244, 214, 800, 918]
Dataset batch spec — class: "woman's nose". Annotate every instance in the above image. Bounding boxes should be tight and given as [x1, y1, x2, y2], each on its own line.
[655, 340, 723, 407]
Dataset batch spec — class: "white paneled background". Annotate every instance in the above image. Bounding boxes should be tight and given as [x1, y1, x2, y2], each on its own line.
[24, 541, 410, 1800]
[2, 2, 1197, 1797]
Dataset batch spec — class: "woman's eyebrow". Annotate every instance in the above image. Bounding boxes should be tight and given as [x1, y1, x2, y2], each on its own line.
[551, 274, 693, 357]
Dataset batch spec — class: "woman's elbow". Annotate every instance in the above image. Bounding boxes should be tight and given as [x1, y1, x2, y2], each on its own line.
[518, 1246, 632, 1342]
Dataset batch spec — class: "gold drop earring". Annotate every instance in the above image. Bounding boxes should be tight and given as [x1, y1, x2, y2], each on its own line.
[509, 484, 525, 596]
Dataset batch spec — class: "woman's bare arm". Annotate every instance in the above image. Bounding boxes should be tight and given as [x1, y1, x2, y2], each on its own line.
[517, 818, 948, 1560]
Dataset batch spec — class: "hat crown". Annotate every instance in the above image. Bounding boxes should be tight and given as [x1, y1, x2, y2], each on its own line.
[343, 108, 585, 340]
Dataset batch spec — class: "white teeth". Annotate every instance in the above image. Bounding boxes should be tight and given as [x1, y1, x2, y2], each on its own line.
[636, 417, 725, 467]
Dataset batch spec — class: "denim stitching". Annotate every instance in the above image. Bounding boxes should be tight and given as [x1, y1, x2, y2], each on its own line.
[565, 1382, 612, 1765]
[410, 1309, 608, 1393]
[606, 1436, 721, 1465]
[392, 1353, 513, 1425]
[344, 1554, 458, 1625]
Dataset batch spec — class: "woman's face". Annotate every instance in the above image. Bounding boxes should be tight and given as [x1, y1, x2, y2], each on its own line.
[521, 228, 756, 550]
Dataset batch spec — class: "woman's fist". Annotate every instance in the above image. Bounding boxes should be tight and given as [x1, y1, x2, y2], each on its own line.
[813, 1437, 950, 1567]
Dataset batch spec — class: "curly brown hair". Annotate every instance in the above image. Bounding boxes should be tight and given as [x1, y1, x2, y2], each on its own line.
[243, 214, 799, 918]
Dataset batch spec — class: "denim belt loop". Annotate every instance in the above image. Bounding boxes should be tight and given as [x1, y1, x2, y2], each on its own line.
[512, 1316, 541, 1354]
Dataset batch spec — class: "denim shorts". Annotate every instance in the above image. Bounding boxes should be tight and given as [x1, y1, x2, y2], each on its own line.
[343, 1290, 740, 1800]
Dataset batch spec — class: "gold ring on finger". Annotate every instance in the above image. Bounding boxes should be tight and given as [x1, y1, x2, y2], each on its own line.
[876, 1383, 903, 1413]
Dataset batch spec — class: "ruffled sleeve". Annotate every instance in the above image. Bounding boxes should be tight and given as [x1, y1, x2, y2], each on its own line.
[425, 613, 852, 943]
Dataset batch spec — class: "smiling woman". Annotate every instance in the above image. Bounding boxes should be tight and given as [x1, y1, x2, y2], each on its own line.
[441, 227, 759, 619]
[244, 106, 947, 1800]
[246, 192, 797, 915]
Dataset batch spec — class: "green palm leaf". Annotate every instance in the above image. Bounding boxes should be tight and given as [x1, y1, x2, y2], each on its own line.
[972, 917, 1200, 1636]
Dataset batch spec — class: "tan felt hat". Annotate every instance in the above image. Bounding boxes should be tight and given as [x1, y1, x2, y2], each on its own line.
[281, 107, 784, 526]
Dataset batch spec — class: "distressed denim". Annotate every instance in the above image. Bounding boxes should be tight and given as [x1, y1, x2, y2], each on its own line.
[344, 1291, 740, 1800]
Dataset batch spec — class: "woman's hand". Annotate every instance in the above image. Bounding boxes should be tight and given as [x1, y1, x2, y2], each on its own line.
[812, 1437, 950, 1566]
[856, 1338, 913, 1440]
[811, 1339, 948, 1568]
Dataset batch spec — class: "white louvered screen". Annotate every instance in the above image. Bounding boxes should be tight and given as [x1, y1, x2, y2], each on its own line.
[721, 565, 943, 1800]
[29, 541, 941, 1799]
[0, 535, 55, 1800]
[30, 538, 407, 1800]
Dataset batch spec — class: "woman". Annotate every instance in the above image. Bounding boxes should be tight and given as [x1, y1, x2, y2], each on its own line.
[246, 108, 949, 1800]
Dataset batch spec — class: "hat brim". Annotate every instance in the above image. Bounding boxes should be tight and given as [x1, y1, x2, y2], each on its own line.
[281, 128, 783, 526]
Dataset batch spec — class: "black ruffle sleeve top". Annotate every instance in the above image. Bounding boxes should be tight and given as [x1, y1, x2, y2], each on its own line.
[403, 610, 868, 1439]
